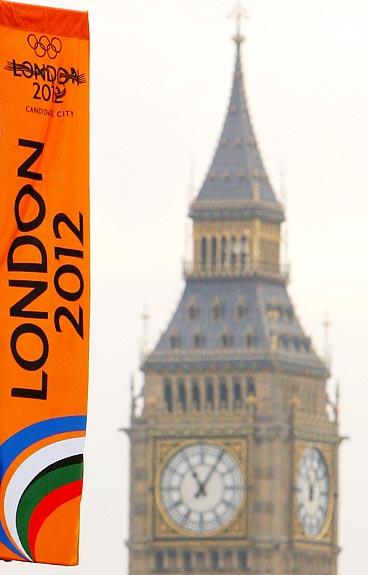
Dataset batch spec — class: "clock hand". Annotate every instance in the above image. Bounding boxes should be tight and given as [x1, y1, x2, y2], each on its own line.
[192, 471, 204, 492]
[195, 450, 225, 498]
[182, 452, 204, 492]
[308, 480, 314, 502]
[308, 471, 316, 502]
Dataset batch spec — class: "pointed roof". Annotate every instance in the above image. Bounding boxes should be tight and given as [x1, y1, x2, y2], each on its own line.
[190, 42, 284, 223]
[143, 277, 327, 378]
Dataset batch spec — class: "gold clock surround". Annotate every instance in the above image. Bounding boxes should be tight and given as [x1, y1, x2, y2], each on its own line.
[154, 438, 247, 539]
[292, 441, 335, 545]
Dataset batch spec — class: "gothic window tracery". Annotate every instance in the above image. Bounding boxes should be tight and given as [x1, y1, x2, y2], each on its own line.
[191, 379, 200, 410]
[193, 332, 204, 349]
[231, 236, 237, 269]
[210, 550, 220, 570]
[247, 377, 256, 397]
[219, 377, 229, 408]
[233, 377, 242, 408]
[221, 331, 233, 348]
[245, 331, 255, 348]
[182, 551, 192, 572]
[237, 298, 246, 319]
[196, 552, 205, 570]
[211, 236, 217, 272]
[155, 551, 164, 572]
[205, 378, 214, 409]
[169, 332, 180, 350]
[238, 550, 248, 571]
[240, 235, 249, 270]
[163, 379, 173, 412]
[178, 379, 187, 411]
[188, 301, 199, 320]
[221, 236, 227, 270]
[200, 237, 207, 272]
[212, 299, 224, 320]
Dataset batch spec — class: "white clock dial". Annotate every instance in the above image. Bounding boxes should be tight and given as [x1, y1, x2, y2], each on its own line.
[296, 448, 329, 537]
[160, 443, 244, 534]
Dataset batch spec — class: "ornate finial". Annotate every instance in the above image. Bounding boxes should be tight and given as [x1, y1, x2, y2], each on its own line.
[229, 2, 249, 45]
[323, 312, 332, 370]
[140, 305, 150, 359]
[335, 380, 340, 406]
[130, 374, 137, 417]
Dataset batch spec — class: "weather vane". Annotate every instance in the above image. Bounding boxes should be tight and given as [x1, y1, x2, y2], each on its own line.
[229, 1, 249, 44]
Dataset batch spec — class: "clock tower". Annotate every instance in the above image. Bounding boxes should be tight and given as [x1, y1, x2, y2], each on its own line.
[126, 11, 340, 575]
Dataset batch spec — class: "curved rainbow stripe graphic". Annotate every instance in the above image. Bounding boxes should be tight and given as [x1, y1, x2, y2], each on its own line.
[0, 416, 86, 562]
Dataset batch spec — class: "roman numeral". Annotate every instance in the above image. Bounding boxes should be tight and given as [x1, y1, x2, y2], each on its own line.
[224, 499, 236, 510]
[168, 499, 182, 511]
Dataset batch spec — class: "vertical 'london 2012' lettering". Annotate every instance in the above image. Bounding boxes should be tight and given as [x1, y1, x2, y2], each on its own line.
[7, 138, 85, 401]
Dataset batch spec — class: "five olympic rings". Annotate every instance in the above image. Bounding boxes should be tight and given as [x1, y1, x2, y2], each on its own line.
[27, 34, 62, 60]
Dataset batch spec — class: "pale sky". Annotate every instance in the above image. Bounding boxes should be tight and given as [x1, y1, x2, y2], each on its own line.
[2, 1, 368, 574]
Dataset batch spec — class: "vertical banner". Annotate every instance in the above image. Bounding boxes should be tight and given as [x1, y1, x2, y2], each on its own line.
[0, 1, 89, 566]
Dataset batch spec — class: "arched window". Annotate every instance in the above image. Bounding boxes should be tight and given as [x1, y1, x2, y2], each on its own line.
[278, 306, 284, 322]
[231, 236, 237, 269]
[192, 380, 200, 410]
[237, 302, 246, 320]
[211, 237, 217, 272]
[188, 303, 198, 320]
[193, 332, 204, 349]
[200, 237, 207, 272]
[240, 235, 249, 270]
[247, 377, 256, 397]
[233, 377, 242, 408]
[169, 333, 180, 350]
[164, 379, 173, 412]
[221, 332, 233, 348]
[211, 550, 220, 570]
[196, 552, 205, 569]
[183, 551, 191, 572]
[238, 550, 248, 571]
[221, 236, 227, 271]
[219, 377, 228, 408]
[205, 378, 214, 409]
[212, 300, 224, 320]
[245, 332, 255, 348]
[178, 379, 187, 411]
[155, 551, 164, 572]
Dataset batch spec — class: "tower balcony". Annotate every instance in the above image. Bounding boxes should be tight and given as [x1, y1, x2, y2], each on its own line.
[183, 259, 289, 283]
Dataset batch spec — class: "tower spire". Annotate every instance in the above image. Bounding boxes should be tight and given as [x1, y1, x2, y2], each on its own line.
[190, 10, 284, 225]
[229, 1, 248, 45]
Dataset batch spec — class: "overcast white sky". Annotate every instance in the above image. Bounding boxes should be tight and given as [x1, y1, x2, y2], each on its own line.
[2, 1, 368, 574]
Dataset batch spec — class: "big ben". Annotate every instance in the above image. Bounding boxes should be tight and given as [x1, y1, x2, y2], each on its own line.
[126, 6, 340, 575]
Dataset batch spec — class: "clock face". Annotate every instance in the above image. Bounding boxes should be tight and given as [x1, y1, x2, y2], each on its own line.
[296, 448, 330, 537]
[160, 443, 244, 534]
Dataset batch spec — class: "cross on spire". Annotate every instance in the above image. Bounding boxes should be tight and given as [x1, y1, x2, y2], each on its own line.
[229, 1, 249, 45]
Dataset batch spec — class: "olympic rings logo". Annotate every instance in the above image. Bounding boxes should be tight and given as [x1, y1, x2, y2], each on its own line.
[27, 34, 62, 60]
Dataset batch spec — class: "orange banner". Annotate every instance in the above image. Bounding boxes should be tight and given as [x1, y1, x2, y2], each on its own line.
[0, 1, 89, 566]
